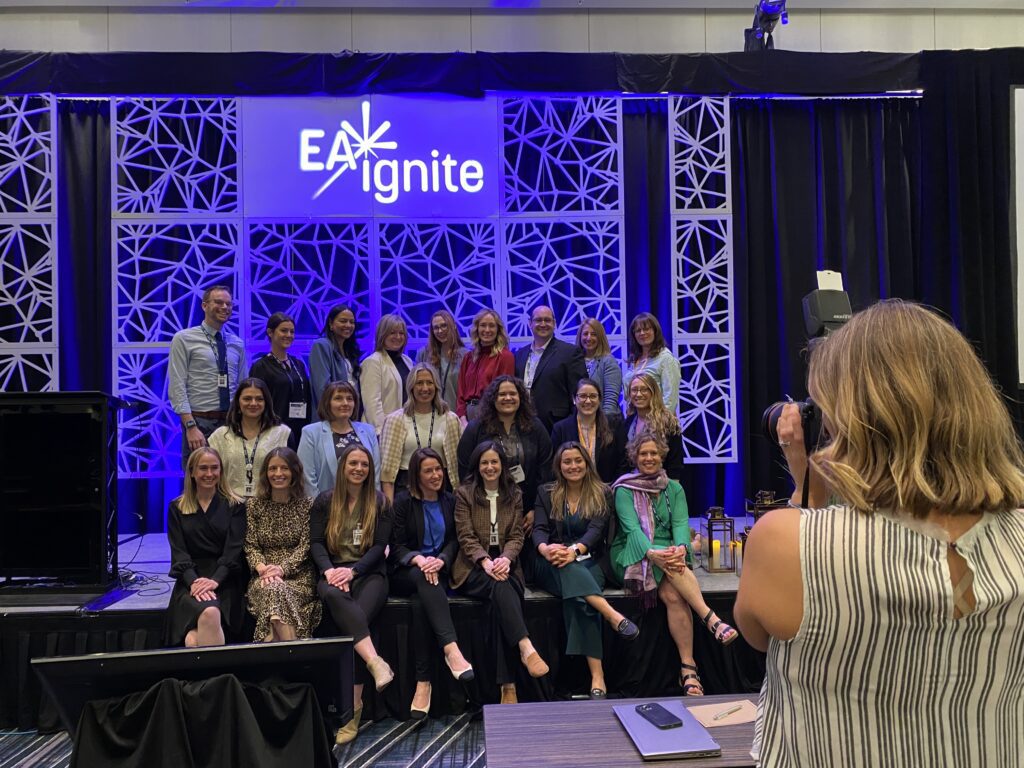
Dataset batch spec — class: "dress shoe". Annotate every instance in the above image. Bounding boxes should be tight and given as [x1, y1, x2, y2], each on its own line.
[589, 688, 608, 700]
[444, 655, 476, 682]
[500, 684, 518, 704]
[367, 656, 395, 692]
[523, 651, 549, 678]
[410, 686, 431, 721]
[615, 618, 640, 641]
[336, 707, 362, 745]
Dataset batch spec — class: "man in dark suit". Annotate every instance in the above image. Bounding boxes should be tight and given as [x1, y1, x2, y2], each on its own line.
[514, 305, 588, 431]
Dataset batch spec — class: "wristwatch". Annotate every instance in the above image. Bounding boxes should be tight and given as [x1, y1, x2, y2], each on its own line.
[184, 419, 197, 429]
[569, 544, 581, 560]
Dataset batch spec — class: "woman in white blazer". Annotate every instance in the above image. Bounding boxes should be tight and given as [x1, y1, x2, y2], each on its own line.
[360, 314, 415, 433]
[297, 380, 381, 496]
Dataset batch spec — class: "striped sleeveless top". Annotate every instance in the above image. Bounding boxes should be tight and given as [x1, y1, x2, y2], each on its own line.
[753, 505, 1024, 767]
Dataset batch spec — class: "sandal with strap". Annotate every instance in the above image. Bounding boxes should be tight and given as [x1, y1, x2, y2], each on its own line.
[702, 608, 739, 646]
[679, 663, 704, 697]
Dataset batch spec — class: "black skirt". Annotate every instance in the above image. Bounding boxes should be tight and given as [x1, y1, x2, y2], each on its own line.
[164, 557, 247, 646]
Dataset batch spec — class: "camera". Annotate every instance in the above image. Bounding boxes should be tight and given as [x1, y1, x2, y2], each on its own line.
[761, 397, 823, 453]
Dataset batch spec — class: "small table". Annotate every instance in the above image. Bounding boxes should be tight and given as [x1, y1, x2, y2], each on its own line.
[484, 693, 758, 768]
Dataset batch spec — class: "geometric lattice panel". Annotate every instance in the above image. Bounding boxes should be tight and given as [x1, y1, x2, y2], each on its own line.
[502, 96, 622, 214]
[0, 349, 56, 391]
[676, 342, 735, 463]
[503, 219, 623, 341]
[671, 97, 729, 213]
[113, 98, 238, 215]
[673, 218, 732, 337]
[670, 97, 735, 463]
[0, 222, 55, 343]
[115, 350, 181, 477]
[248, 221, 372, 343]
[379, 222, 498, 345]
[0, 95, 54, 214]
[115, 222, 240, 343]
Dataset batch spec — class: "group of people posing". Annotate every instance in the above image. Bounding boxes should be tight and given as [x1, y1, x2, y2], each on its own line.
[166, 286, 736, 744]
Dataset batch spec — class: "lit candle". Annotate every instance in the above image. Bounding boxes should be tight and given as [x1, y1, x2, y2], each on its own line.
[734, 540, 743, 574]
[711, 539, 720, 569]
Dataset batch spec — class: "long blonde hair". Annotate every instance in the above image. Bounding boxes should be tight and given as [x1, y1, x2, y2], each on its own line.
[468, 309, 510, 359]
[808, 299, 1024, 518]
[175, 447, 241, 514]
[548, 442, 608, 521]
[326, 444, 385, 553]
[626, 373, 681, 438]
[402, 363, 449, 417]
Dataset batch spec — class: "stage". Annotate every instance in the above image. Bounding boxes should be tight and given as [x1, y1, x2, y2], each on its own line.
[0, 535, 763, 737]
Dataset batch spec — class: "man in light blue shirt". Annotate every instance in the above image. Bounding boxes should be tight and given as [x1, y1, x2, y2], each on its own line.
[168, 285, 247, 465]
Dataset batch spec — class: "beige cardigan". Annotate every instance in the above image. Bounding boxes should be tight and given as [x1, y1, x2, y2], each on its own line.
[378, 408, 462, 487]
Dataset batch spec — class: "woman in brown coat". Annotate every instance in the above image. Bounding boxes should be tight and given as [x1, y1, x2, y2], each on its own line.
[452, 440, 549, 703]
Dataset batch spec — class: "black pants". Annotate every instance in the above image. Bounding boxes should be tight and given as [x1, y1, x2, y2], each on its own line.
[317, 573, 387, 643]
[390, 565, 459, 682]
[181, 416, 223, 468]
[455, 569, 528, 685]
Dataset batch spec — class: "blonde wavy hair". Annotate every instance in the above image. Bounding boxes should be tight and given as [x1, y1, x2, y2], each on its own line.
[808, 300, 1024, 519]
[468, 309, 510, 358]
[626, 372, 681, 438]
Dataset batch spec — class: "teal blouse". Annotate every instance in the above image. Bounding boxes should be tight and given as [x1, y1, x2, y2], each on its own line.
[610, 481, 690, 584]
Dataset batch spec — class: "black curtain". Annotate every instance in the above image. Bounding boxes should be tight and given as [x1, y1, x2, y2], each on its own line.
[731, 96, 924, 498]
[57, 99, 111, 392]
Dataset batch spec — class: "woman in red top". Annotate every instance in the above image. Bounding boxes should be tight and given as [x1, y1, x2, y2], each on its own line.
[456, 309, 515, 422]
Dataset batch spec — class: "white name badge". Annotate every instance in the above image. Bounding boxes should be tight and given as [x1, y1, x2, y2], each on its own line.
[243, 484, 255, 497]
[509, 464, 526, 484]
[353, 527, 363, 547]
[489, 529, 499, 547]
[289, 402, 306, 419]
[217, 374, 228, 388]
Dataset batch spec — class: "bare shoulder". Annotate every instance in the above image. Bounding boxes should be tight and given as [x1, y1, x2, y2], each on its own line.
[746, 506, 801, 561]
[735, 506, 803, 648]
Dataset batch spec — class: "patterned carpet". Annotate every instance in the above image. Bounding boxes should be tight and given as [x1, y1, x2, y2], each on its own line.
[1, 714, 485, 768]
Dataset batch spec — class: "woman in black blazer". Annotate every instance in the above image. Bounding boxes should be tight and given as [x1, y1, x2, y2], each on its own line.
[550, 378, 627, 485]
[457, 375, 552, 533]
[623, 373, 684, 483]
[390, 448, 475, 720]
[309, 443, 395, 745]
[532, 442, 638, 699]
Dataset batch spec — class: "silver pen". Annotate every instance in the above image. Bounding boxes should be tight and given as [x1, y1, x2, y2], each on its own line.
[712, 704, 743, 721]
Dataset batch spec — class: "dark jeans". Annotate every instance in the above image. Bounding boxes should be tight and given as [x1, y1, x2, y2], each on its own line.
[181, 416, 223, 468]
[455, 569, 527, 685]
[390, 565, 459, 682]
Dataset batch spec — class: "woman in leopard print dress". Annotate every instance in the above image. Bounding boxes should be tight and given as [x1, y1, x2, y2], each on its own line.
[245, 447, 321, 641]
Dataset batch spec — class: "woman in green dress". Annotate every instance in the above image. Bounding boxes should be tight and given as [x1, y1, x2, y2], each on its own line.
[611, 431, 738, 696]
[532, 442, 639, 699]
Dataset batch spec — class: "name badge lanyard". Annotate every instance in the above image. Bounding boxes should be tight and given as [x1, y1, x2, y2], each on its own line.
[577, 417, 595, 458]
[242, 433, 262, 493]
[488, 493, 499, 547]
[201, 326, 229, 392]
[438, 358, 451, 401]
[273, 354, 307, 418]
[412, 410, 436, 449]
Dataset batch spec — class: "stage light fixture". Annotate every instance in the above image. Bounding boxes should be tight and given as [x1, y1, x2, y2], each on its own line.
[744, 0, 789, 52]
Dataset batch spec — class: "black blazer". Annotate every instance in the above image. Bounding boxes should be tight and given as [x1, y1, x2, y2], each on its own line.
[514, 338, 588, 432]
[532, 484, 612, 557]
[550, 414, 628, 485]
[389, 490, 459, 570]
[457, 416, 552, 513]
[622, 413, 685, 484]
[309, 490, 393, 578]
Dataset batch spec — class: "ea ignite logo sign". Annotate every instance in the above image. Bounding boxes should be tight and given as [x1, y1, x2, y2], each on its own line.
[241, 95, 498, 218]
[300, 100, 486, 205]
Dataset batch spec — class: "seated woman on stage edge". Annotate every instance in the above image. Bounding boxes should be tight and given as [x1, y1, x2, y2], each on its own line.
[611, 431, 738, 697]
[166, 446, 246, 648]
[244, 447, 321, 643]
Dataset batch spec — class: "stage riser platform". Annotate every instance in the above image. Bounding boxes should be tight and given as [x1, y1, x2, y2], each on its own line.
[1, 593, 764, 732]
